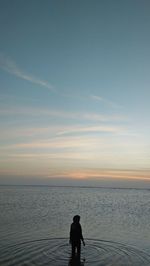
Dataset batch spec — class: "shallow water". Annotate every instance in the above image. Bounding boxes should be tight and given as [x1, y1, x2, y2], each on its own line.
[1, 238, 150, 266]
[0, 186, 150, 265]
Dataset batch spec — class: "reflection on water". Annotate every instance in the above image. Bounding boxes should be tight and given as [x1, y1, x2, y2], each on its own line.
[68, 257, 85, 266]
[0, 238, 150, 266]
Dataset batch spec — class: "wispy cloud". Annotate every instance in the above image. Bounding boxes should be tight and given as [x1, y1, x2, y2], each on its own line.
[0, 54, 54, 91]
[1, 131, 140, 152]
[1, 136, 105, 150]
[0, 105, 126, 122]
[0, 55, 123, 109]
[56, 125, 123, 136]
[0, 124, 124, 140]
[91, 94, 122, 108]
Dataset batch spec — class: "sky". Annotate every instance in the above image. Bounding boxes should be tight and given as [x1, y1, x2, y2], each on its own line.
[0, 0, 150, 188]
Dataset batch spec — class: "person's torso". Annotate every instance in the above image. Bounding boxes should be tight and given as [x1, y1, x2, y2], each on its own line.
[71, 223, 81, 242]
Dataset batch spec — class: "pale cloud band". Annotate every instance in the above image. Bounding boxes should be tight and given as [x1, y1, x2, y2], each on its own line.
[0, 105, 126, 122]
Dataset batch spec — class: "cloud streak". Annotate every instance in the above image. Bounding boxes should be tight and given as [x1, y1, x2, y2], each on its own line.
[1, 135, 107, 150]
[0, 105, 126, 122]
[91, 94, 122, 108]
[0, 54, 54, 91]
[56, 125, 123, 136]
[0, 55, 123, 110]
[0, 124, 124, 141]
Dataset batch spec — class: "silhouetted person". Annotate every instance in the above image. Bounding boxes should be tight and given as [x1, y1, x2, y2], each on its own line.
[69, 215, 85, 258]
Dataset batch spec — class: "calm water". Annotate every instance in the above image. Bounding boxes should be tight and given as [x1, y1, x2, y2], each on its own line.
[0, 185, 150, 265]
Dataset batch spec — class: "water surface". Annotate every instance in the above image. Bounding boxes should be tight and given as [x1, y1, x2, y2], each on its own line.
[0, 186, 150, 265]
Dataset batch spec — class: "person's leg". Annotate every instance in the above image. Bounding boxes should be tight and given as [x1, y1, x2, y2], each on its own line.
[77, 242, 81, 258]
[71, 243, 75, 257]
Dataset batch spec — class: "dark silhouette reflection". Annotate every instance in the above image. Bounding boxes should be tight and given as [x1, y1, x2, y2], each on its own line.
[68, 257, 85, 266]
[69, 215, 85, 259]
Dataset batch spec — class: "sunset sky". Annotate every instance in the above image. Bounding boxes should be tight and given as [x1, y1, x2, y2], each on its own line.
[0, 0, 150, 187]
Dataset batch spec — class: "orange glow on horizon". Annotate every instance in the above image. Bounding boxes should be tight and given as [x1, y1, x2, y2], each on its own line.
[1, 168, 150, 183]
[63, 169, 150, 181]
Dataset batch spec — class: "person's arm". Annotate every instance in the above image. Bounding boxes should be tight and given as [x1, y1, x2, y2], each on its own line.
[82, 238, 85, 246]
[69, 224, 72, 244]
[80, 225, 85, 246]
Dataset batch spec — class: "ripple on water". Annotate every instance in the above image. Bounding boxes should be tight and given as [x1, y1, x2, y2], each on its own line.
[0, 238, 150, 266]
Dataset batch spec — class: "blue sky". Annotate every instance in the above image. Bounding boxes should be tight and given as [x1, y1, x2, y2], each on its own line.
[0, 0, 150, 187]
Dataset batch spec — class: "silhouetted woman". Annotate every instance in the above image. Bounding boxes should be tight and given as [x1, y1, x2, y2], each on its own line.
[69, 215, 85, 258]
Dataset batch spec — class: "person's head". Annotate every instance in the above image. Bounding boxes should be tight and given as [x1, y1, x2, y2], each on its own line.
[73, 215, 80, 223]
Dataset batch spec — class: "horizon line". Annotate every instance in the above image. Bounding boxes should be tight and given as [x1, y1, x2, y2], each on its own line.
[0, 183, 150, 191]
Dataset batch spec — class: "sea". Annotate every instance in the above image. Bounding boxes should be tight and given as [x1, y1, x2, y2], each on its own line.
[0, 185, 150, 266]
